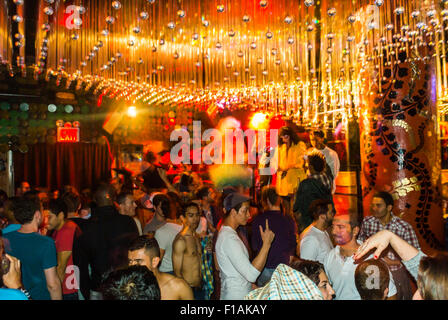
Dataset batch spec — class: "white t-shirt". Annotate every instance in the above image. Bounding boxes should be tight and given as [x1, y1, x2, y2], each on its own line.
[300, 226, 334, 264]
[323, 243, 397, 300]
[155, 222, 183, 272]
[216, 226, 260, 300]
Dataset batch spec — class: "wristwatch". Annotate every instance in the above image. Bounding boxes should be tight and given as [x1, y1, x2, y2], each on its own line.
[18, 287, 31, 300]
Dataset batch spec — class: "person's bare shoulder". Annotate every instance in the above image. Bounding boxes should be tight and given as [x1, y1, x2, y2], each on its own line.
[162, 273, 194, 300]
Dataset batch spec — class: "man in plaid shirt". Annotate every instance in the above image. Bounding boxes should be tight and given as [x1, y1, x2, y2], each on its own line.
[358, 191, 420, 300]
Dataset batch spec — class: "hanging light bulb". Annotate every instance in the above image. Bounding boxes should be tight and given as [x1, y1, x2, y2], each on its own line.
[13, 15, 23, 22]
[43, 7, 54, 15]
[140, 12, 149, 20]
[177, 10, 186, 18]
[112, 1, 122, 10]
[106, 16, 115, 24]
[327, 8, 336, 17]
[304, 0, 314, 7]
[259, 0, 268, 8]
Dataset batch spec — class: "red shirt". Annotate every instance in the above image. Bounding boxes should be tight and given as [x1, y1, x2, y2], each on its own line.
[52, 220, 79, 295]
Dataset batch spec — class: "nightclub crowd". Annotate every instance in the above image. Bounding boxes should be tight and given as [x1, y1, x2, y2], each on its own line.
[0, 127, 447, 301]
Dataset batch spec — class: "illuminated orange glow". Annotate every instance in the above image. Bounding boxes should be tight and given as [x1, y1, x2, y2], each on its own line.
[250, 112, 268, 129]
[127, 106, 137, 118]
[57, 127, 80, 142]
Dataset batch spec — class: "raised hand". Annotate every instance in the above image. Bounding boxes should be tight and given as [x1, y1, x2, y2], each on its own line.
[2, 254, 23, 289]
[354, 230, 392, 261]
[157, 167, 168, 181]
[259, 219, 275, 246]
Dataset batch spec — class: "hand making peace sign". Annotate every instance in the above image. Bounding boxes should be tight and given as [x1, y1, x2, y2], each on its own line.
[259, 219, 275, 246]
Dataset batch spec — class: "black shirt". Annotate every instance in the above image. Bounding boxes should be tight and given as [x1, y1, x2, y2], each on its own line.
[141, 165, 166, 190]
[75, 206, 139, 297]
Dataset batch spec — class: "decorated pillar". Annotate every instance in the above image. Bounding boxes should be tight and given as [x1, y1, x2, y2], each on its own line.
[360, 46, 445, 255]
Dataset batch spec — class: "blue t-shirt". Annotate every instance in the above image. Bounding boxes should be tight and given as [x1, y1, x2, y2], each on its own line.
[2, 231, 57, 300]
[1, 224, 21, 234]
[0, 288, 28, 300]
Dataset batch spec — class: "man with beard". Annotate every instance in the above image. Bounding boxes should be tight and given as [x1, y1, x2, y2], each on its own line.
[358, 191, 420, 300]
[323, 211, 397, 300]
[299, 199, 335, 264]
[172, 202, 203, 299]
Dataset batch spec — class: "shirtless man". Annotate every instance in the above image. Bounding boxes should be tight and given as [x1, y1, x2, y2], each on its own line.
[128, 235, 194, 300]
[172, 202, 204, 300]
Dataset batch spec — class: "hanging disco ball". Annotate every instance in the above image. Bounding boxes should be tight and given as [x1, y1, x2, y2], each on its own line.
[327, 8, 336, 17]
[13, 15, 23, 22]
[106, 16, 115, 24]
[259, 0, 268, 8]
[43, 7, 54, 15]
[304, 0, 314, 7]
[112, 1, 122, 10]
[140, 12, 149, 20]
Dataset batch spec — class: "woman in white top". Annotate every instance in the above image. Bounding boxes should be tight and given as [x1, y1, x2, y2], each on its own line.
[215, 193, 275, 300]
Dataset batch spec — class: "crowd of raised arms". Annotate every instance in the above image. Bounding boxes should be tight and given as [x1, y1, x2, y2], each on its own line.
[0, 127, 447, 300]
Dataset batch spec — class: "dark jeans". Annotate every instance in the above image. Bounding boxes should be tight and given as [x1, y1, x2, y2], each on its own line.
[63, 292, 79, 300]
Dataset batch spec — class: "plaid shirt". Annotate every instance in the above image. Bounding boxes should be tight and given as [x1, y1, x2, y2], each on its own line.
[358, 214, 421, 271]
[244, 264, 323, 300]
[309, 172, 333, 193]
